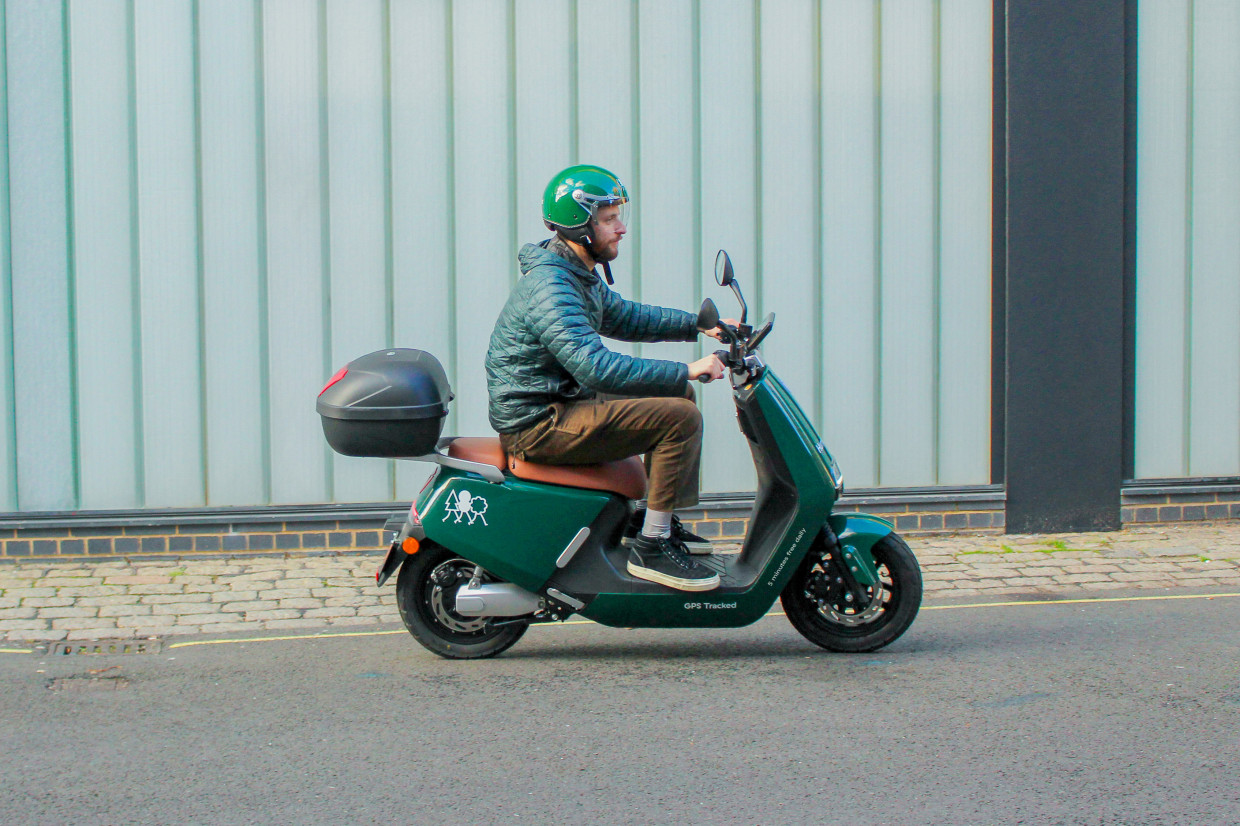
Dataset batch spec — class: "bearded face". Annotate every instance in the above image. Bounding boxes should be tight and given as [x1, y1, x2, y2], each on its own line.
[589, 204, 627, 262]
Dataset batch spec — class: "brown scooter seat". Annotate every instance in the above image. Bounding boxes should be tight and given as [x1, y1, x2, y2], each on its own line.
[446, 437, 647, 502]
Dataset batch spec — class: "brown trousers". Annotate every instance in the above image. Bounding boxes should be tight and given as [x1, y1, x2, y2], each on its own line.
[498, 385, 701, 512]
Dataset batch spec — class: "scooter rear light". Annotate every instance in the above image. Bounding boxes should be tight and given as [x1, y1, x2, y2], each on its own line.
[319, 365, 348, 396]
[409, 469, 438, 524]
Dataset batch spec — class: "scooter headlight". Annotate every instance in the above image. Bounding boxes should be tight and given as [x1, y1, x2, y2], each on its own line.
[817, 441, 843, 490]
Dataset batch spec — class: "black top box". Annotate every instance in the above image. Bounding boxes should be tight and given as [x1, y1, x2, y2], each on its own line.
[317, 349, 453, 458]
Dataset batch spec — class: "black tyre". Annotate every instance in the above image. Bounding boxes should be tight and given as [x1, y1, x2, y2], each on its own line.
[395, 545, 528, 660]
[780, 532, 922, 653]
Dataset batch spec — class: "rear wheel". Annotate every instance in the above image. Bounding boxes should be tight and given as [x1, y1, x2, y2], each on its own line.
[781, 532, 922, 653]
[395, 545, 528, 659]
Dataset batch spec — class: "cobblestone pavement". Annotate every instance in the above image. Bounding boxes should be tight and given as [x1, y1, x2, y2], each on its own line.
[3, 522, 1240, 643]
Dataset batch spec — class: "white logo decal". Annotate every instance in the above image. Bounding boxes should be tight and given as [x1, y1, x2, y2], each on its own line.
[442, 490, 488, 526]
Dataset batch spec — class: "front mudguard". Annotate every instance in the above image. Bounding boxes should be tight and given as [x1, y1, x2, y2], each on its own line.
[826, 512, 894, 587]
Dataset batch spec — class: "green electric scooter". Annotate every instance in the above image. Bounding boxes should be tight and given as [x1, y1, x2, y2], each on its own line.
[317, 250, 922, 659]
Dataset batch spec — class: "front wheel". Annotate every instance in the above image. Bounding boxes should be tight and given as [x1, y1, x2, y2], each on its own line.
[780, 532, 922, 653]
[395, 545, 528, 659]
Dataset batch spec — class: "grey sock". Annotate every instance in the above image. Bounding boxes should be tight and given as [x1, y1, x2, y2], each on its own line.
[641, 509, 673, 538]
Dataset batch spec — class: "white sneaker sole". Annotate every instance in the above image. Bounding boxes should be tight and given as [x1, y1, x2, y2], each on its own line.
[626, 560, 721, 592]
[621, 536, 714, 556]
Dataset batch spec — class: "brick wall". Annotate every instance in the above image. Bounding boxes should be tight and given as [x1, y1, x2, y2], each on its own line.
[0, 506, 396, 562]
[1122, 482, 1240, 525]
[676, 486, 1007, 543]
[0, 523, 383, 560]
[1, 481, 1236, 561]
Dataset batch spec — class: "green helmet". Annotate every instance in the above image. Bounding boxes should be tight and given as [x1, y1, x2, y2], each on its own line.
[542, 164, 630, 247]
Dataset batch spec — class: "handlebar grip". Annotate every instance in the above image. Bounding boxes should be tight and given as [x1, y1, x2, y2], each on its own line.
[695, 350, 732, 383]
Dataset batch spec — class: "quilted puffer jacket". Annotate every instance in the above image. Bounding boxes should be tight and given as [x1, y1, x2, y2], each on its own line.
[486, 240, 698, 434]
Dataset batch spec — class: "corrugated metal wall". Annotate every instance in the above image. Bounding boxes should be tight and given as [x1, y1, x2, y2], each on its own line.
[0, 0, 993, 513]
[1136, 0, 1240, 479]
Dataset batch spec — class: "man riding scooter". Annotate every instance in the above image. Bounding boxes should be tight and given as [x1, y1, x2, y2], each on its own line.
[485, 164, 737, 593]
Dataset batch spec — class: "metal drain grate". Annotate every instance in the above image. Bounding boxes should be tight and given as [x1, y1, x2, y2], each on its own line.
[46, 638, 164, 656]
[48, 675, 132, 691]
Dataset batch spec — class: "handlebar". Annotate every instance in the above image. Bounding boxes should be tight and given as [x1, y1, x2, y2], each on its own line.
[697, 254, 775, 382]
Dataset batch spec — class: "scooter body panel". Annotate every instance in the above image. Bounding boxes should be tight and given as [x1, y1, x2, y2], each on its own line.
[579, 368, 842, 628]
[419, 469, 609, 593]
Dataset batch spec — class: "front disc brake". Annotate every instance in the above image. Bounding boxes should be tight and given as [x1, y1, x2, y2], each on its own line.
[805, 552, 886, 627]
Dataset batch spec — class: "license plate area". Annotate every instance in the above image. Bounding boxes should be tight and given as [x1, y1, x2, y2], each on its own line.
[375, 543, 406, 586]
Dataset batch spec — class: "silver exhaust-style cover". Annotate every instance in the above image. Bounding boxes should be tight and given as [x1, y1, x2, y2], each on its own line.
[454, 582, 543, 617]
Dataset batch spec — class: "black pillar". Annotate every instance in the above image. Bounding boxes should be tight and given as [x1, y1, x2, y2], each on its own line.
[1004, 1, 1127, 532]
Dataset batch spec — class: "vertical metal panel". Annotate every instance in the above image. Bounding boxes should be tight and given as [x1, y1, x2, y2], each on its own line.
[67, 0, 140, 509]
[0, 1, 14, 510]
[576, 0, 636, 360]
[1135, 0, 1240, 480]
[262, 0, 329, 504]
[451, 0, 514, 440]
[514, 0, 573, 250]
[758, 0, 819, 413]
[198, 0, 267, 506]
[1186, 0, 1240, 476]
[133, 0, 205, 508]
[878, 0, 937, 486]
[1135, 0, 1190, 479]
[325, 0, 390, 503]
[390, 0, 450, 498]
[821, 0, 880, 487]
[0, 0, 998, 512]
[575, 0, 635, 201]
[6, 0, 76, 511]
[937, 0, 992, 484]
[636, 0, 696, 366]
[699, 0, 758, 494]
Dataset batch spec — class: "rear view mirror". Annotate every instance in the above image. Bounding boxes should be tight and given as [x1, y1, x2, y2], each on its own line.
[714, 250, 734, 287]
[713, 249, 747, 325]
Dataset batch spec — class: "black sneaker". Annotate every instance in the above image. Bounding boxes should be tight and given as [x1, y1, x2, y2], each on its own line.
[626, 534, 721, 592]
[622, 509, 714, 555]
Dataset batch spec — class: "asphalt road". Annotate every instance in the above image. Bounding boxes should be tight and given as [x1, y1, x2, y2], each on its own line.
[2, 590, 1239, 826]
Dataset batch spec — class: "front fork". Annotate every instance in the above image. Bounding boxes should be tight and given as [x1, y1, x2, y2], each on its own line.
[816, 522, 881, 609]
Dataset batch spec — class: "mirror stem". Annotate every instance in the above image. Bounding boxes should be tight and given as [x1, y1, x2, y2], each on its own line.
[731, 283, 748, 325]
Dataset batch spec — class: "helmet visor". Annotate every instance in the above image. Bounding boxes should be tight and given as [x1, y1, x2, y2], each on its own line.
[573, 189, 630, 232]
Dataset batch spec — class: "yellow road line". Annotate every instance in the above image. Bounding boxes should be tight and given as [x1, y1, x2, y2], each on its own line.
[168, 629, 409, 649]
[0, 648, 34, 655]
[57, 591, 1240, 652]
[921, 592, 1240, 610]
